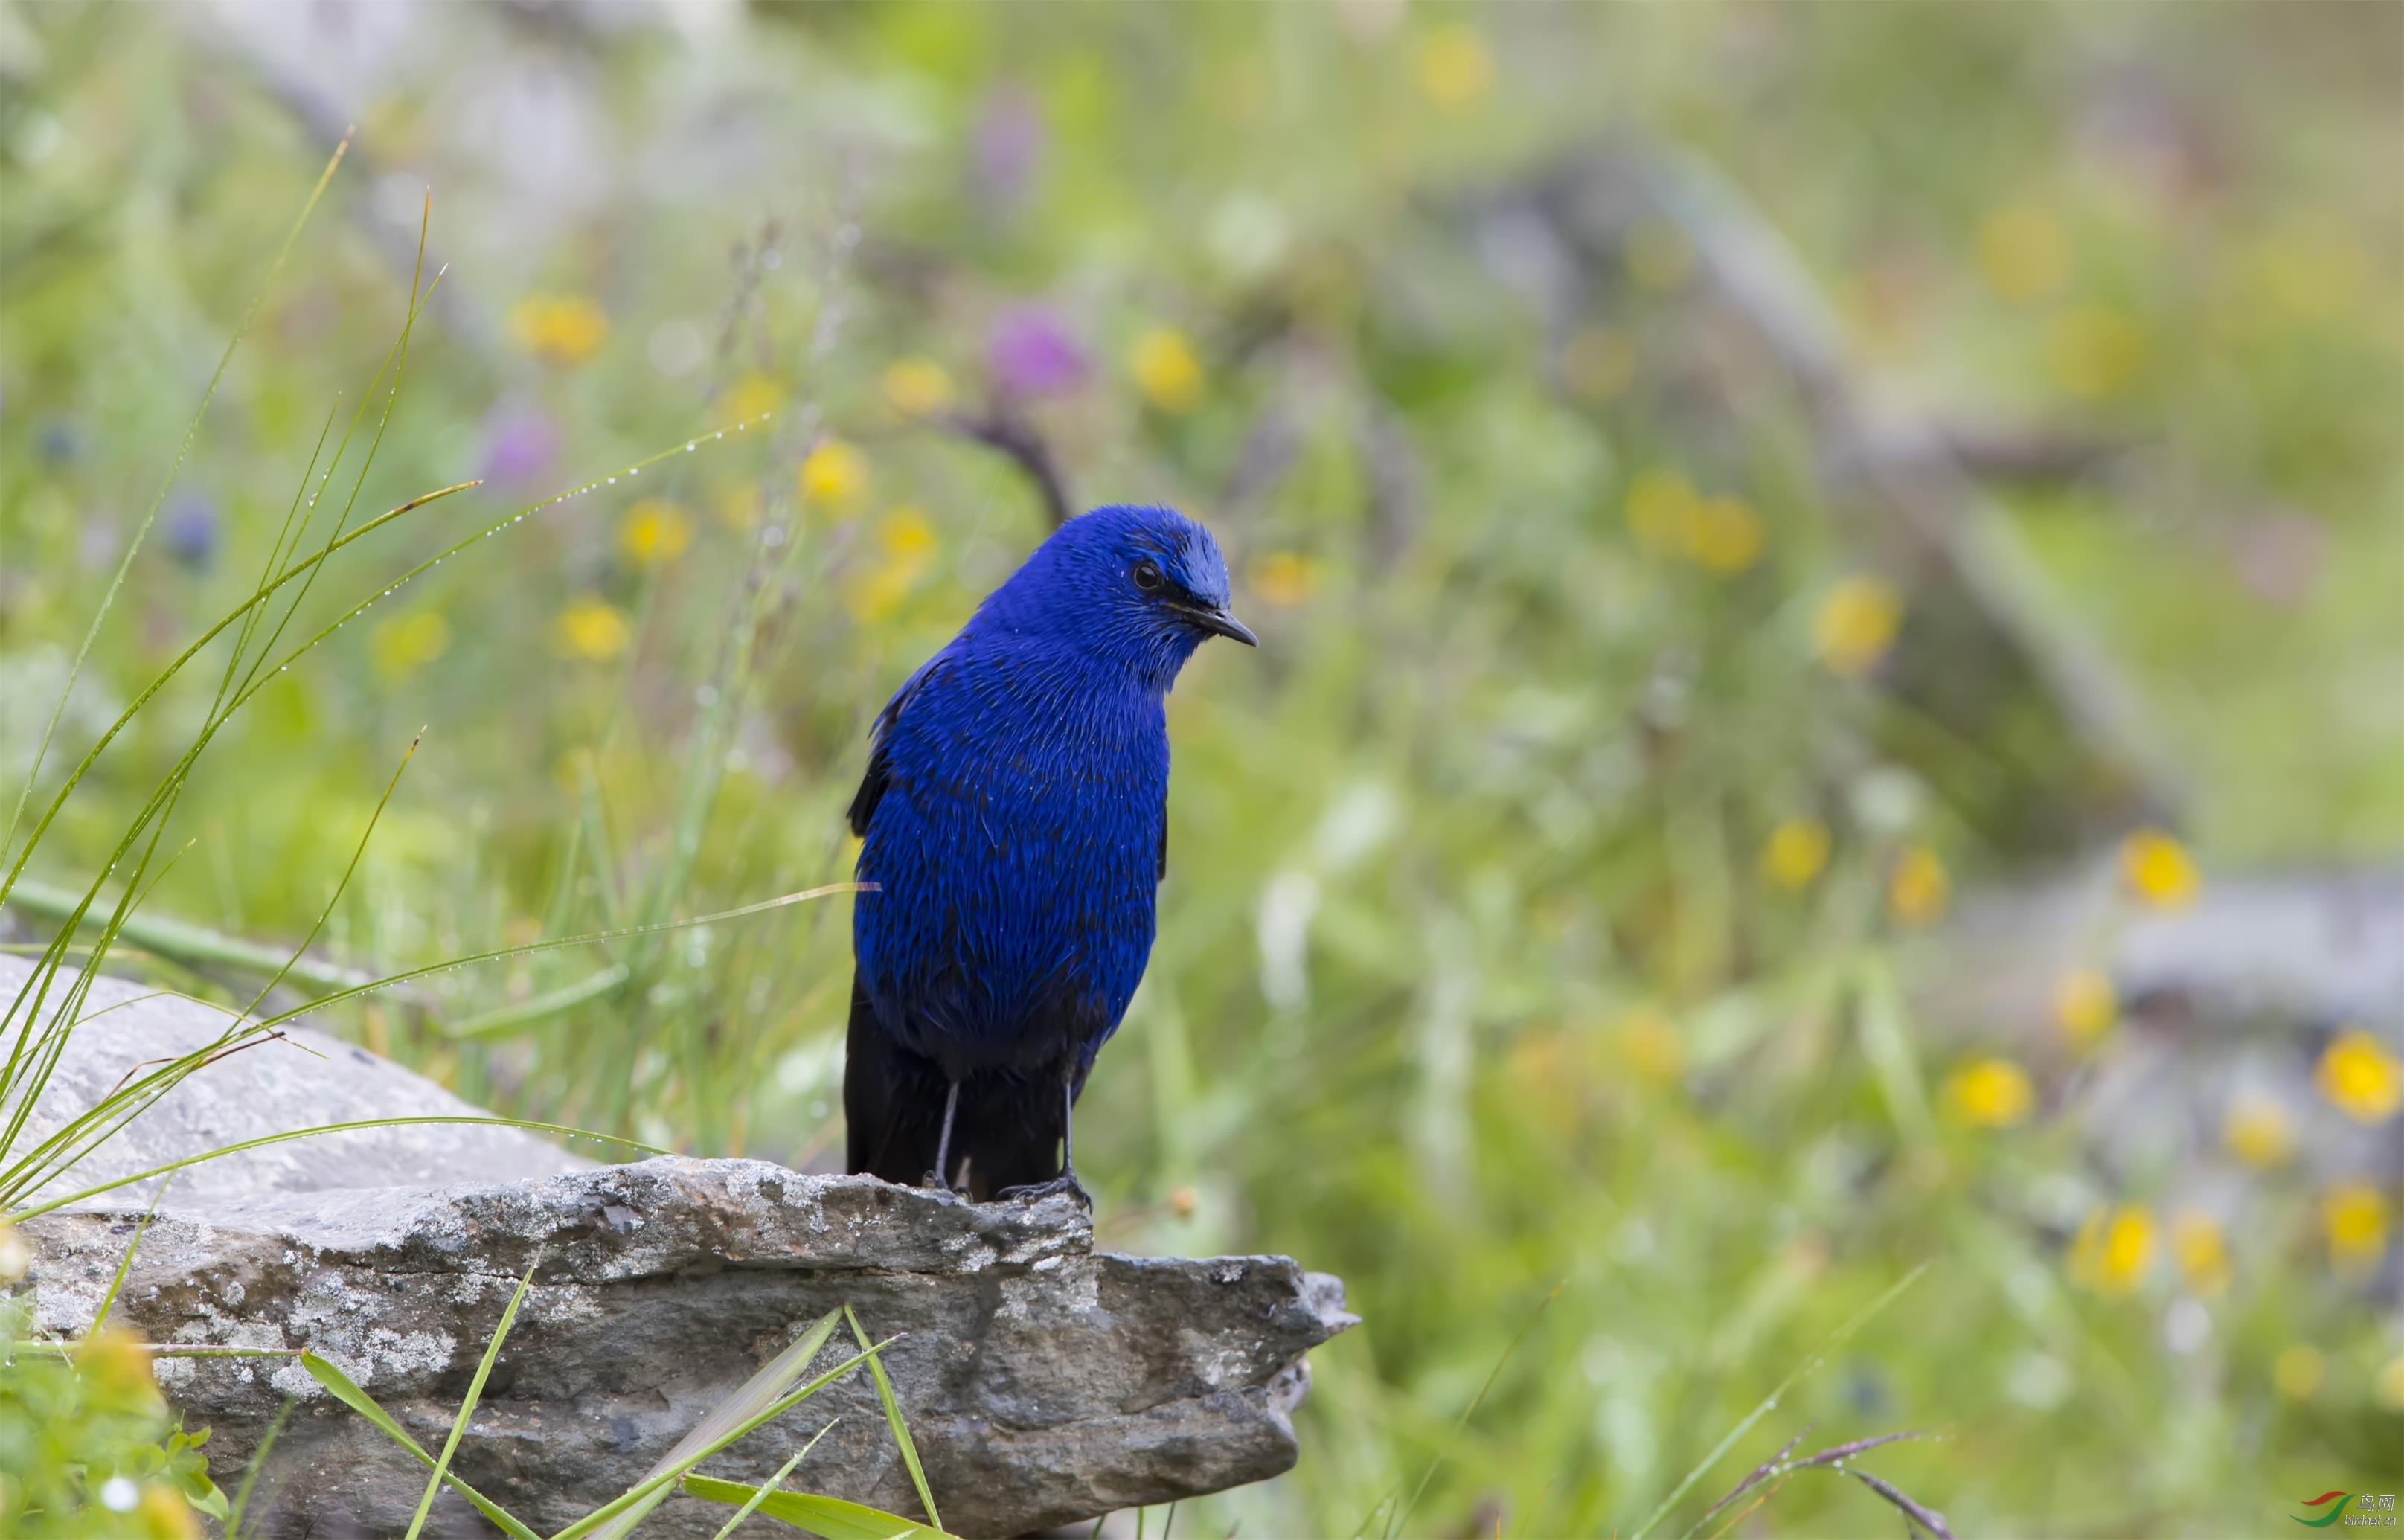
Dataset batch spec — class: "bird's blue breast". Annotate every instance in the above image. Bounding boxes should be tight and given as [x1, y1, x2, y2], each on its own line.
[851, 637, 1167, 1075]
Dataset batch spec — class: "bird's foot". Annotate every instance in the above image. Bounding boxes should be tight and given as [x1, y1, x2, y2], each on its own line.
[920, 1170, 969, 1198]
[997, 1174, 1092, 1208]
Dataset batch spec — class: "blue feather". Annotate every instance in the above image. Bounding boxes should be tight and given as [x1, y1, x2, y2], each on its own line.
[843, 504, 1251, 1196]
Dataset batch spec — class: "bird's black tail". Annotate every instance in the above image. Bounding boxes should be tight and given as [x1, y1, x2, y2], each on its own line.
[844, 976, 1070, 1201]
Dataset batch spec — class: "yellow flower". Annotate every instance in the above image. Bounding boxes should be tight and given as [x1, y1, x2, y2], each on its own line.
[2170, 1210, 2229, 1297]
[2324, 1181, 2389, 1274]
[1976, 205, 2069, 304]
[2071, 1204, 2156, 1297]
[1888, 844, 1949, 927]
[878, 506, 938, 567]
[847, 570, 911, 623]
[2222, 1094, 2295, 1167]
[2054, 968, 2118, 1046]
[1624, 218, 1696, 293]
[1560, 325, 1635, 402]
[1760, 818, 1831, 891]
[368, 611, 451, 681]
[845, 507, 940, 623]
[1813, 576, 1903, 677]
[1130, 328, 1205, 414]
[507, 293, 609, 367]
[2048, 304, 2147, 399]
[1167, 1185, 1199, 1220]
[1624, 466, 1699, 555]
[2316, 1028, 2401, 1125]
[800, 439, 871, 511]
[1249, 551, 1321, 607]
[1686, 495, 1764, 575]
[74, 1325, 161, 1403]
[881, 357, 955, 418]
[2119, 829, 2200, 909]
[1616, 1006, 1685, 1085]
[617, 498, 694, 569]
[2272, 1344, 2326, 1400]
[1943, 1056, 2033, 1129]
[720, 370, 785, 426]
[1415, 23, 1493, 110]
[138, 1484, 201, 1539]
[551, 596, 631, 661]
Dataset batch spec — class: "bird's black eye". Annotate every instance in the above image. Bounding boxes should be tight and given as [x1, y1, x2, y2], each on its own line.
[1132, 560, 1165, 594]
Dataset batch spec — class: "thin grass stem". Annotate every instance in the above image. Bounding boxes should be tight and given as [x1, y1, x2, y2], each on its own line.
[1, 134, 350, 870]
[702, 1420, 839, 1540]
[407, 1253, 541, 1540]
[1639, 1261, 1932, 1540]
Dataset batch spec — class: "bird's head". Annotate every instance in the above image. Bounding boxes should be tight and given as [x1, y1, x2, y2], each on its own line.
[973, 504, 1256, 687]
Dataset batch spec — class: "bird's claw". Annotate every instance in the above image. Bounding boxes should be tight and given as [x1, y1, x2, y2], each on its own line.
[920, 1171, 969, 1198]
[998, 1174, 1092, 1207]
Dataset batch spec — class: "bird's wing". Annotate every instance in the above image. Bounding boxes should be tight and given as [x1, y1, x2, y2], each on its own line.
[846, 655, 943, 837]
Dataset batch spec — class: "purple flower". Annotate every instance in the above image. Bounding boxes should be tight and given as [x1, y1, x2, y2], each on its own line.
[987, 307, 1089, 399]
[971, 86, 1045, 213]
[481, 403, 560, 487]
[162, 493, 217, 571]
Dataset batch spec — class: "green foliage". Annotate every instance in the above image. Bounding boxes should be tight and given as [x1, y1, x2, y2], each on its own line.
[295, 1300, 932, 1539]
[682, 1475, 951, 1539]
[0, 1297, 223, 1535]
[3, 4, 2399, 1536]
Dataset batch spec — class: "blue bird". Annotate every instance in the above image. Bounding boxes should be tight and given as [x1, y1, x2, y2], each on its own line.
[843, 504, 1256, 1203]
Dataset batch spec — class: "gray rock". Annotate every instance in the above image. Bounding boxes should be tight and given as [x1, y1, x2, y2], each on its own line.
[7, 960, 1354, 1536]
[1930, 863, 2404, 1042]
[4, 955, 589, 1216]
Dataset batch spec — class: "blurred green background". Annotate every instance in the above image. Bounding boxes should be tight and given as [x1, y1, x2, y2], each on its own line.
[4, 1, 2400, 1534]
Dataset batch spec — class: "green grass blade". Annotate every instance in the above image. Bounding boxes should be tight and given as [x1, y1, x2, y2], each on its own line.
[8, 1116, 664, 1222]
[443, 964, 631, 1040]
[1372, 1282, 1560, 1540]
[300, 1350, 543, 1540]
[85, 1170, 176, 1334]
[407, 1253, 540, 1540]
[228, 217, 437, 701]
[554, 1335, 900, 1540]
[587, 1307, 844, 1540]
[680, 1480, 952, 1540]
[0, 134, 350, 871]
[1, 414, 765, 1140]
[4, 878, 379, 994]
[1638, 1260, 1932, 1540]
[844, 1303, 940, 1530]
[703, 1419, 842, 1540]
[0, 884, 855, 1210]
[0, 472, 477, 917]
[215, 397, 339, 728]
[226, 1396, 295, 1539]
[234, 730, 423, 1030]
[1853, 955, 1933, 1146]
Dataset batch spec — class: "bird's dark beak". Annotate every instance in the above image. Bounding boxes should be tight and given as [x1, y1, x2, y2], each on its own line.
[1185, 605, 1258, 647]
